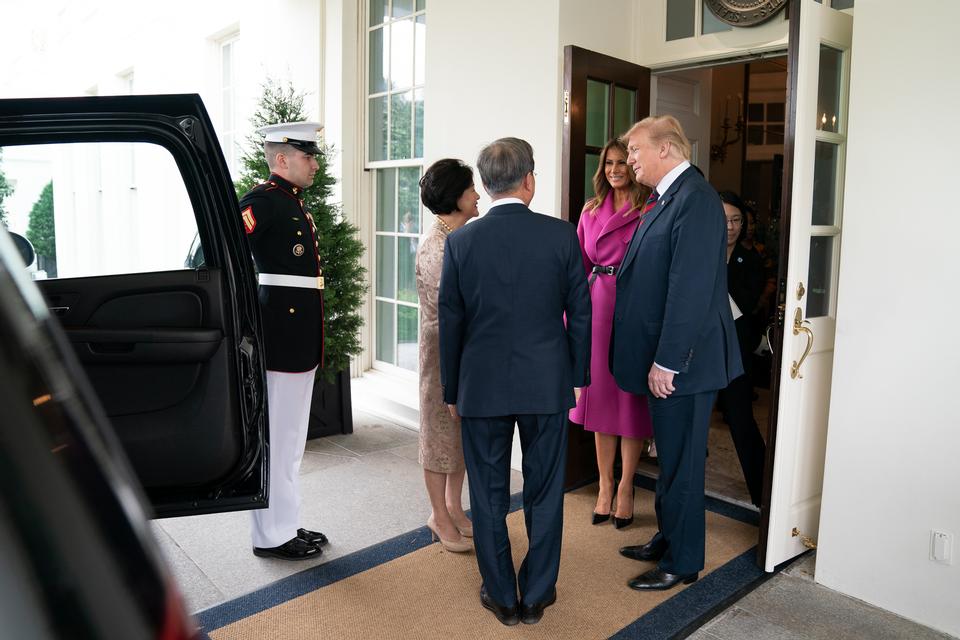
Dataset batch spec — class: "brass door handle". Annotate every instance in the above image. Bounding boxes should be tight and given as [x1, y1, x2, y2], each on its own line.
[790, 307, 814, 379]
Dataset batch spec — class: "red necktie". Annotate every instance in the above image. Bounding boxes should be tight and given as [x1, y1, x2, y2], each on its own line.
[641, 190, 659, 218]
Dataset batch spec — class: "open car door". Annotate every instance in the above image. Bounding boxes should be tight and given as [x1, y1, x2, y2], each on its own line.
[0, 94, 267, 518]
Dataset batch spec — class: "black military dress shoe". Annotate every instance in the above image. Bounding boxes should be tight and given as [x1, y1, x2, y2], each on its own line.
[519, 588, 557, 625]
[298, 528, 329, 546]
[620, 536, 667, 562]
[480, 586, 520, 626]
[627, 568, 698, 591]
[253, 537, 322, 560]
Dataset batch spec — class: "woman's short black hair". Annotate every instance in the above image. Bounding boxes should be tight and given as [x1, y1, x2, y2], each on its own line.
[718, 190, 748, 242]
[419, 158, 474, 216]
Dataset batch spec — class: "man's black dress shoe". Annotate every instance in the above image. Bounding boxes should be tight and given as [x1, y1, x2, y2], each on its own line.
[519, 588, 556, 625]
[480, 586, 520, 626]
[619, 536, 667, 561]
[627, 568, 698, 591]
[298, 528, 329, 546]
[253, 537, 322, 560]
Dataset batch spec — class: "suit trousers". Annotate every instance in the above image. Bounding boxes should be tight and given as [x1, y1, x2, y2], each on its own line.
[647, 390, 716, 575]
[460, 412, 568, 608]
[717, 372, 766, 506]
[250, 367, 317, 548]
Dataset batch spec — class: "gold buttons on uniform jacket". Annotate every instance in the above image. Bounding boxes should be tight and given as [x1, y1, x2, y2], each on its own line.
[289, 308, 296, 314]
[297, 231, 302, 236]
[293, 244, 305, 256]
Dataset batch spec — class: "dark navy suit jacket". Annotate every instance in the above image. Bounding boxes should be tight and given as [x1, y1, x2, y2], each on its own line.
[438, 203, 591, 418]
[611, 167, 742, 396]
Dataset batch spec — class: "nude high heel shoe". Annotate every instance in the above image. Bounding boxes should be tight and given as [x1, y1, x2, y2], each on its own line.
[456, 522, 473, 538]
[427, 515, 473, 553]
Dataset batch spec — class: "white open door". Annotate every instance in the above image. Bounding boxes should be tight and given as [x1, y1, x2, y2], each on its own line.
[764, 0, 852, 571]
[651, 69, 712, 177]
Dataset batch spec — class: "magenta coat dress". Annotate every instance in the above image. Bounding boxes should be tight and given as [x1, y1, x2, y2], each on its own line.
[569, 193, 653, 438]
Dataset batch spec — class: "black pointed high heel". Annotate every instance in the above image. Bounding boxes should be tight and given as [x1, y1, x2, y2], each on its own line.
[592, 493, 615, 525]
[613, 515, 634, 529]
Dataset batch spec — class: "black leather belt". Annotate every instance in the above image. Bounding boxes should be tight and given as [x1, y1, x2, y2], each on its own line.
[588, 264, 617, 285]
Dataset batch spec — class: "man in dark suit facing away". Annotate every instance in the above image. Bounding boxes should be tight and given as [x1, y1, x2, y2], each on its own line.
[438, 137, 591, 625]
[611, 116, 742, 591]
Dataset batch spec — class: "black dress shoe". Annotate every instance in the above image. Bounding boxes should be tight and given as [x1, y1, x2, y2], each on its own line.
[627, 568, 698, 591]
[253, 537, 322, 560]
[298, 528, 329, 546]
[620, 536, 667, 561]
[592, 512, 611, 525]
[480, 586, 519, 626]
[613, 515, 634, 529]
[519, 589, 557, 625]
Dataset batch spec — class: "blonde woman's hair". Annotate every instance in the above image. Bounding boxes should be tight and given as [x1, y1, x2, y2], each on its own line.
[585, 139, 651, 216]
[621, 115, 692, 162]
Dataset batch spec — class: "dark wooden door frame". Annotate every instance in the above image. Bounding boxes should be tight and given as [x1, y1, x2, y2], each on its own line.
[561, 45, 652, 226]
[756, 0, 802, 567]
[560, 45, 651, 490]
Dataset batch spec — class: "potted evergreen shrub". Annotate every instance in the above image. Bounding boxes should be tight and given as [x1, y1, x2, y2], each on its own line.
[235, 80, 367, 438]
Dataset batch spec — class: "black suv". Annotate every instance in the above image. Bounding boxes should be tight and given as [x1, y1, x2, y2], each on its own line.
[0, 95, 268, 638]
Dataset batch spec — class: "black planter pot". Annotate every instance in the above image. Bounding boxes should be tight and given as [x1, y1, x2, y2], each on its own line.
[307, 368, 354, 439]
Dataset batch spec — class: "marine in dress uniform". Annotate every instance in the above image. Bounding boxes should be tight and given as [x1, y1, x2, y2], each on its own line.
[241, 121, 329, 560]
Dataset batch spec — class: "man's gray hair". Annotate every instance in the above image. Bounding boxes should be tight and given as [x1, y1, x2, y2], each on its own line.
[264, 141, 297, 170]
[477, 137, 535, 196]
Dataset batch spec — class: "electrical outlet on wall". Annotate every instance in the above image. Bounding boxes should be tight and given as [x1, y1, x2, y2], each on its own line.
[930, 530, 954, 565]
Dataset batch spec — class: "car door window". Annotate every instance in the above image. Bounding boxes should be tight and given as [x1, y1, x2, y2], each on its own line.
[0, 142, 201, 280]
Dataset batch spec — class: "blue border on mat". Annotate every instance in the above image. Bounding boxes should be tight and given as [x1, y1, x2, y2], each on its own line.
[194, 491, 526, 632]
[195, 481, 763, 636]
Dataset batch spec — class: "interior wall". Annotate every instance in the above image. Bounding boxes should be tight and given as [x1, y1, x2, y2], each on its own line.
[816, 1, 960, 636]
[707, 64, 745, 193]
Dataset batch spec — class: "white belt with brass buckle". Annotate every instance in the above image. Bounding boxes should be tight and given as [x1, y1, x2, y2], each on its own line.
[258, 273, 324, 290]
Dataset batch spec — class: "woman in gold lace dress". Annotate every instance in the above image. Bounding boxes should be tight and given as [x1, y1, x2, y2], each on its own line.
[416, 159, 480, 552]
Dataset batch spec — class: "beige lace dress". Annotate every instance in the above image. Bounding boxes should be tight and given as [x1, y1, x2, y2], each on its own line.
[415, 221, 464, 473]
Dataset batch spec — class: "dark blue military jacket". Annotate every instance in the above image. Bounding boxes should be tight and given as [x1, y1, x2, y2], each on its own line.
[240, 174, 324, 373]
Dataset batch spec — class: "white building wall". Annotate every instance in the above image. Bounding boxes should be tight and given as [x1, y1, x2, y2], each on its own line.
[816, 1, 960, 636]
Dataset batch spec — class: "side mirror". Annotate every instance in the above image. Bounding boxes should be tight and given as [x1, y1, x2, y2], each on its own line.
[8, 232, 36, 269]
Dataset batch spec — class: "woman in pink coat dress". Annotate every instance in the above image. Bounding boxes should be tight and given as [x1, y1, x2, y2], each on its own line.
[569, 138, 654, 529]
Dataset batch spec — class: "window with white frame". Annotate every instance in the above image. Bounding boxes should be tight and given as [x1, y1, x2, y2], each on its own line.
[368, 0, 426, 373]
[219, 34, 241, 177]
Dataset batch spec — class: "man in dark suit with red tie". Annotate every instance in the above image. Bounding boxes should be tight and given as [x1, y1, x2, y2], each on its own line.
[438, 137, 591, 625]
[610, 116, 742, 591]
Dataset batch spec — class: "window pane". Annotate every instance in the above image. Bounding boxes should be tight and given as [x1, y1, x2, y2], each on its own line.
[397, 305, 418, 371]
[806, 236, 834, 318]
[376, 235, 396, 298]
[390, 18, 415, 90]
[370, 0, 388, 26]
[747, 125, 764, 145]
[390, 91, 413, 160]
[414, 88, 424, 158]
[584, 153, 600, 202]
[416, 0, 426, 10]
[812, 141, 839, 226]
[393, 0, 414, 18]
[832, 0, 854, 9]
[397, 237, 419, 304]
[369, 96, 388, 161]
[414, 15, 426, 86]
[398, 167, 421, 233]
[766, 124, 785, 145]
[747, 103, 764, 122]
[369, 27, 389, 94]
[613, 86, 636, 139]
[1, 142, 197, 280]
[767, 102, 785, 122]
[376, 300, 396, 364]
[586, 79, 610, 149]
[817, 45, 843, 133]
[702, 1, 733, 34]
[666, 0, 695, 41]
[376, 168, 396, 231]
